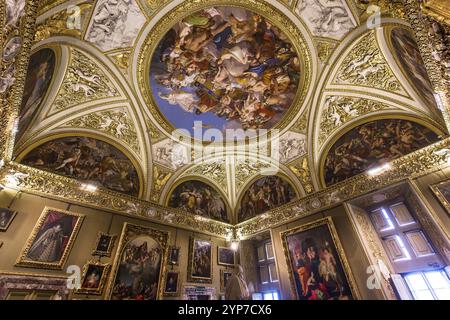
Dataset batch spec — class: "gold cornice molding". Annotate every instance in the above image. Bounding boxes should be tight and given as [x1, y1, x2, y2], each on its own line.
[421, 0, 450, 26]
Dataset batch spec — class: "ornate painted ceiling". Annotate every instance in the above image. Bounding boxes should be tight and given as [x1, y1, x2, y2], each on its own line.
[6, 0, 449, 227]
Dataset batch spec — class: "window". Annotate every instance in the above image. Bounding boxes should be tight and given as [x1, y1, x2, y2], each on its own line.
[368, 199, 447, 300]
[256, 241, 278, 285]
[262, 291, 279, 300]
[369, 201, 441, 273]
[404, 271, 450, 300]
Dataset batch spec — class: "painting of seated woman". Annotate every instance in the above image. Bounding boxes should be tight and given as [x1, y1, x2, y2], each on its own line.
[19, 136, 140, 196]
[324, 119, 440, 186]
[150, 6, 301, 140]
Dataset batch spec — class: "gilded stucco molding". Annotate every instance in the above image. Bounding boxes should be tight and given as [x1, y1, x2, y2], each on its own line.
[333, 31, 405, 95]
[236, 137, 450, 238]
[184, 159, 227, 193]
[0, 162, 233, 238]
[61, 108, 141, 154]
[50, 48, 119, 113]
[0, 0, 38, 161]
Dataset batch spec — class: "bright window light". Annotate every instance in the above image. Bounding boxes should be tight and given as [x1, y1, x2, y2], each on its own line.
[394, 235, 411, 261]
[262, 291, 279, 300]
[380, 208, 394, 231]
[405, 271, 450, 300]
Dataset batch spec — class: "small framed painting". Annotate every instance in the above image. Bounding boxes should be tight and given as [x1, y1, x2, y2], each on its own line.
[76, 261, 111, 295]
[0, 208, 17, 231]
[163, 271, 180, 296]
[431, 180, 450, 215]
[188, 238, 212, 283]
[92, 232, 117, 257]
[217, 246, 235, 267]
[220, 269, 233, 292]
[16, 207, 84, 270]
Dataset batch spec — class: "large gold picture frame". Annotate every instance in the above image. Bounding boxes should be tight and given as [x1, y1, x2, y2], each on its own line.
[105, 223, 169, 300]
[16, 206, 84, 270]
[188, 237, 213, 284]
[280, 217, 360, 300]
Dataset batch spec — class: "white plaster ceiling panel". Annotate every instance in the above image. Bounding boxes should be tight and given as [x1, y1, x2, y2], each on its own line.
[85, 0, 147, 51]
[295, 0, 357, 40]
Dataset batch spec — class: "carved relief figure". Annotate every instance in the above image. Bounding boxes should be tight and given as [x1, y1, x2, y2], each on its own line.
[238, 176, 297, 222]
[150, 6, 301, 139]
[295, 0, 356, 40]
[85, 0, 146, 51]
[324, 119, 440, 186]
[20, 137, 140, 196]
[275, 131, 307, 163]
[152, 139, 189, 169]
[168, 180, 228, 223]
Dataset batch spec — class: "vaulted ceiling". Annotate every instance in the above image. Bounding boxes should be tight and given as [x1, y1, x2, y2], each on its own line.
[12, 0, 448, 225]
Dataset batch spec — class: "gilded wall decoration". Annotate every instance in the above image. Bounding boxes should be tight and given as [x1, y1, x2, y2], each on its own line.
[149, 6, 301, 140]
[151, 165, 172, 202]
[168, 180, 229, 223]
[294, 0, 356, 40]
[324, 119, 440, 186]
[152, 138, 190, 170]
[16, 48, 56, 141]
[34, 3, 92, 42]
[237, 175, 297, 222]
[289, 111, 308, 133]
[109, 50, 132, 71]
[334, 32, 403, 93]
[52, 49, 118, 112]
[145, 117, 163, 143]
[85, 0, 146, 51]
[316, 40, 336, 62]
[289, 156, 314, 194]
[318, 96, 390, 146]
[355, 0, 404, 19]
[19, 136, 140, 196]
[421, 0, 450, 25]
[63, 109, 140, 154]
[234, 158, 272, 192]
[185, 160, 227, 192]
[273, 131, 307, 163]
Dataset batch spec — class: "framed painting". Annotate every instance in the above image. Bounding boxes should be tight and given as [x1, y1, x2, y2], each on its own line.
[76, 261, 111, 295]
[431, 179, 450, 214]
[92, 232, 117, 257]
[168, 246, 180, 265]
[217, 246, 235, 267]
[106, 223, 169, 300]
[281, 217, 359, 300]
[188, 238, 212, 283]
[0, 208, 17, 231]
[163, 271, 180, 296]
[16, 207, 84, 270]
[220, 269, 233, 292]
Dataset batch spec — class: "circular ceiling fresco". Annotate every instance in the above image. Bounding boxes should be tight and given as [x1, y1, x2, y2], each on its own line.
[149, 6, 301, 140]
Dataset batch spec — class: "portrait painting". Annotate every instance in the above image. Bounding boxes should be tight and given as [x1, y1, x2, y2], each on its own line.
[150, 6, 301, 140]
[17, 48, 56, 141]
[238, 175, 297, 222]
[163, 271, 180, 296]
[168, 180, 228, 222]
[188, 238, 212, 283]
[16, 207, 84, 269]
[108, 223, 169, 300]
[324, 119, 440, 186]
[0, 208, 17, 231]
[431, 180, 450, 215]
[281, 217, 358, 300]
[92, 232, 117, 257]
[220, 270, 233, 292]
[20, 136, 140, 196]
[391, 28, 438, 111]
[76, 261, 111, 295]
[168, 246, 180, 265]
[217, 247, 235, 267]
